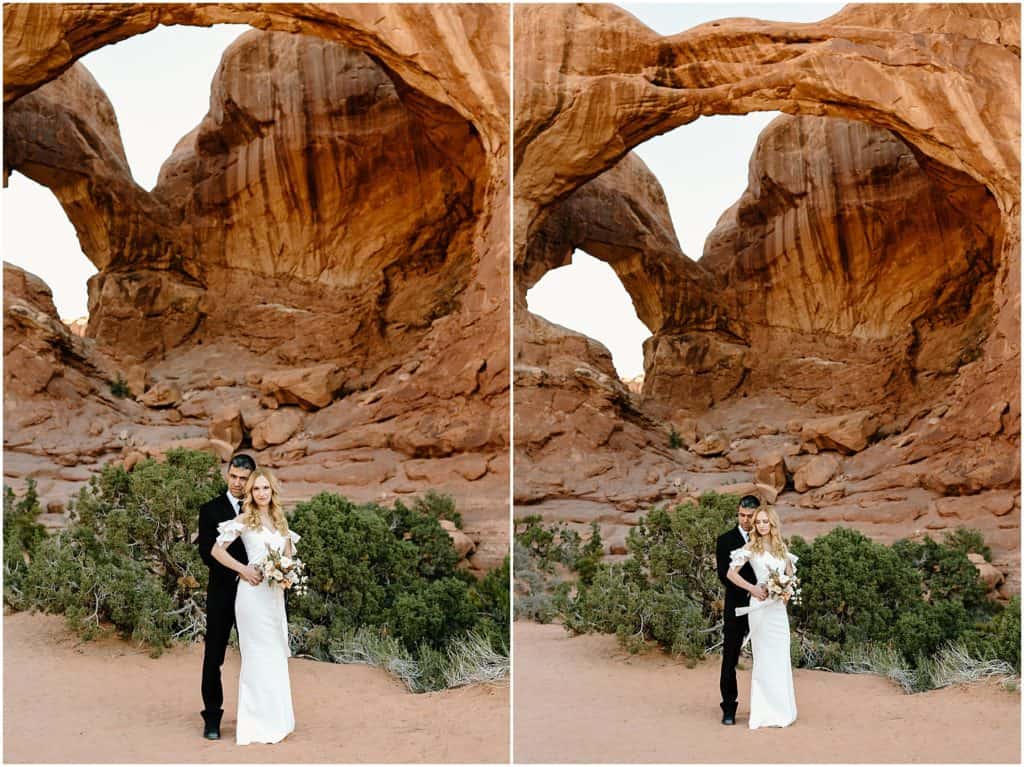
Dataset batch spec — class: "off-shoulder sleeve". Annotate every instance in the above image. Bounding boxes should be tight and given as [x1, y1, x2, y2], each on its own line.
[786, 551, 798, 572]
[215, 519, 244, 546]
[287, 530, 301, 546]
[729, 547, 751, 569]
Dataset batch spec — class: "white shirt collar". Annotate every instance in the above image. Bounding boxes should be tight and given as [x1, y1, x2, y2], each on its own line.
[739, 527, 750, 543]
[227, 492, 241, 514]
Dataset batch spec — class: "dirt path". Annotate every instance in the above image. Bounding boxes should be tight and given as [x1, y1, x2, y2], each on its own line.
[513, 621, 1020, 763]
[4, 612, 508, 763]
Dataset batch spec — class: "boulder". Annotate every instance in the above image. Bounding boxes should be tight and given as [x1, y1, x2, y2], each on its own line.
[251, 409, 303, 450]
[692, 432, 728, 457]
[800, 412, 878, 455]
[793, 454, 841, 493]
[754, 452, 787, 494]
[139, 381, 181, 408]
[209, 404, 244, 452]
[260, 365, 343, 410]
[440, 518, 476, 559]
[968, 553, 1005, 592]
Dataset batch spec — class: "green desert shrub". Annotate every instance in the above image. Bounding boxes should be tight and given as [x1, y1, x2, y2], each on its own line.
[958, 596, 1021, 672]
[3, 480, 49, 609]
[625, 492, 735, 619]
[512, 515, 604, 622]
[108, 373, 132, 398]
[786, 524, 925, 651]
[892, 533, 994, 618]
[284, 491, 509, 689]
[574, 520, 605, 586]
[788, 527, 922, 650]
[16, 449, 222, 652]
[565, 559, 708, 661]
[668, 427, 683, 450]
[940, 527, 993, 562]
[790, 526, 1005, 665]
[513, 514, 584, 572]
[411, 489, 463, 529]
[288, 493, 463, 648]
[469, 555, 511, 651]
[563, 492, 737, 662]
[513, 541, 570, 623]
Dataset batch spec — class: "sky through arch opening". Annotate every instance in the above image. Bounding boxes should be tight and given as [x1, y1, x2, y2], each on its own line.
[527, 250, 651, 380]
[3, 23, 249, 321]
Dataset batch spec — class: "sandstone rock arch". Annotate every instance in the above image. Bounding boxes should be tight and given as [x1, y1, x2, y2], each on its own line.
[514, 4, 1019, 366]
[522, 150, 717, 337]
[4, 4, 509, 149]
[513, 3, 1019, 589]
[5, 3, 510, 334]
[4, 4, 510, 570]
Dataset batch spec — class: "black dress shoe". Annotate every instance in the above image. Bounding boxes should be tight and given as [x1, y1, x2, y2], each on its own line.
[201, 709, 223, 740]
[722, 713, 736, 725]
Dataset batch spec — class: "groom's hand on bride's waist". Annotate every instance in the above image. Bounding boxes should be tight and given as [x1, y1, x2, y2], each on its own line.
[239, 564, 263, 586]
[750, 585, 768, 600]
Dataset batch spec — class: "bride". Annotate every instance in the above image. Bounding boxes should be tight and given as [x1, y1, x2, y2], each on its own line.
[211, 468, 300, 745]
[726, 506, 798, 729]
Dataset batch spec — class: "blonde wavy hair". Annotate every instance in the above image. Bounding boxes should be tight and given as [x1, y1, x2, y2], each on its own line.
[749, 506, 789, 559]
[240, 468, 289, 535]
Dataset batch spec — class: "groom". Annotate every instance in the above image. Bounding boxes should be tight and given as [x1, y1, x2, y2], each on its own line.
[715, 494, 767, 725]
[197, 453, 259, 740]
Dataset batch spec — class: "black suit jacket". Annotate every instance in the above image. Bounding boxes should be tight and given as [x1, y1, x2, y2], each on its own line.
[716, 526, 756, 615]
[197, 493, 248, 593]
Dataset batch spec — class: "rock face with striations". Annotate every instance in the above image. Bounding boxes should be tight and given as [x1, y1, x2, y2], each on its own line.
[514, 3, 1019, 591]
[3, 4, 510, 572]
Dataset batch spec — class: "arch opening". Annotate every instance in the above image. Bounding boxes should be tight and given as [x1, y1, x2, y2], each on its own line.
[527, 249, 651, 383]
[3, 173, 96, 325]
[521, 108, 1000, 424]
[4, 23, 248, 328]
[4, 19, 489, 374]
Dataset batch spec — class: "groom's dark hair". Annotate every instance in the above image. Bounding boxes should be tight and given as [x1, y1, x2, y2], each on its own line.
[230, 453, 256, 472]
[738, 494, 761, 509]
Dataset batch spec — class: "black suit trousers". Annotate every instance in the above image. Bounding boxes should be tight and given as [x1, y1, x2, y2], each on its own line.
[719, 604, 749, 715]
[201, 581, 238, 716]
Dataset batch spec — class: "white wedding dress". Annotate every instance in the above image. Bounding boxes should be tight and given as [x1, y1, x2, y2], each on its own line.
[730, 546, 798, 729]
[216, 519, 300, 745]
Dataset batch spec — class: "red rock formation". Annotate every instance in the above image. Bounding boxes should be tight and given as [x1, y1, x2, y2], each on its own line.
[514, 3, 1019, 591]
[645, 115, 1000, 418]
[3, 5, 510, 572]
[7, 30, 485, 367]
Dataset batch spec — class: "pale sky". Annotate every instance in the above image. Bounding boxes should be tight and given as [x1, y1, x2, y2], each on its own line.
[3, 23, 249, 320]
[526, 2, 845, 378]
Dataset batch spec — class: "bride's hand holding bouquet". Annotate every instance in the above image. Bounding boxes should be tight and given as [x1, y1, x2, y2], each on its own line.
[260, 544, 309, 596]
[766, 568, 800, 606]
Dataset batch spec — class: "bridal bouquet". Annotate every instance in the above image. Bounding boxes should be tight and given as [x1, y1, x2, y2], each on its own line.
[260, 545, 309, 596]
[766, 568, 801, 605]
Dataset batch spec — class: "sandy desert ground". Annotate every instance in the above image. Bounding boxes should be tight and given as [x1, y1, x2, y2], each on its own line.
[4, 612, 508, 763]
[514, 621, 1020, 763]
